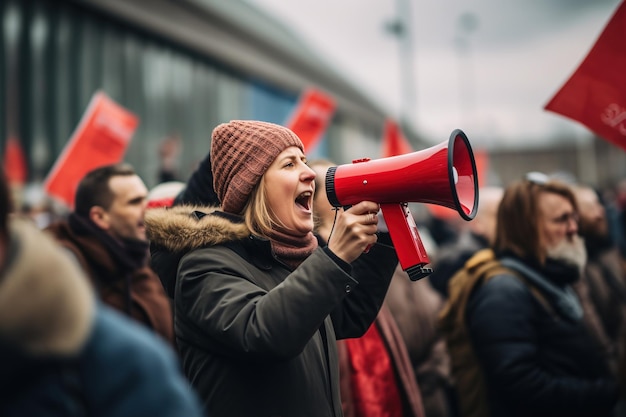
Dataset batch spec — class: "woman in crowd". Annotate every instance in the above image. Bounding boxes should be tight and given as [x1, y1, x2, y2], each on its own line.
[146, 120, 398, 417]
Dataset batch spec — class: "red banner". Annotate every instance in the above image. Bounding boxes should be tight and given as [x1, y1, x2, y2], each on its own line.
[544, 1, 626, 151]
[3, 136, 28, 186]
[44, 91, 139, 208]
[285, 88, 336, 152]
[380, 119, 413, 157]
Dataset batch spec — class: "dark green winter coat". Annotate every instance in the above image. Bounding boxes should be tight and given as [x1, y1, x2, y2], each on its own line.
[146, 205, 398, 417]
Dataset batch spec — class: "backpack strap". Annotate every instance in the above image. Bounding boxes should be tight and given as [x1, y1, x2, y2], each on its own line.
[438, 249, 505, 417]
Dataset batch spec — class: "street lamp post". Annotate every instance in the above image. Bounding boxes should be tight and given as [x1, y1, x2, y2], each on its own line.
[385, 0, 417, 125]
[454, 12, 478, 130]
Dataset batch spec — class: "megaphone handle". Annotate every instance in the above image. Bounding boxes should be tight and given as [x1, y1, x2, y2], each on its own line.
[380, 203, 433, 281]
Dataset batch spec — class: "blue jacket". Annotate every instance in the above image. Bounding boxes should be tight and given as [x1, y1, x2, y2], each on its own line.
[2, 305, 205, 417]
[0, 220, 205, 417]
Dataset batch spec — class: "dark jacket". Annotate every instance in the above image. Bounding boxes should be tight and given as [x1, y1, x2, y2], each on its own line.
[145, 205, 398, 417]
[46, 219, 174, 344]
[574, 246, 626, 377]
[466, 256, 619, 417]
[385, 266, 455, 417]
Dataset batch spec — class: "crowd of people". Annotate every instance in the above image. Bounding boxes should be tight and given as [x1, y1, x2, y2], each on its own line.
[3, 119, 626, 417]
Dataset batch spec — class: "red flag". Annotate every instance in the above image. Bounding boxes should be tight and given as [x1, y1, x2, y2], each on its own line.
[44, 91, 139, 208]
[3, 136, 28, 186]
[473, 149, 488, 188]
[381, 119, 413, 157]
[285, 88, 336, 152]
[544, 1, 626, 151]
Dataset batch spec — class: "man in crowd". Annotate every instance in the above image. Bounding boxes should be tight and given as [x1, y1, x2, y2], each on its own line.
[46, 163, 173, 344]
[439, 174, 619, 417]
[572, 183, 626, 377]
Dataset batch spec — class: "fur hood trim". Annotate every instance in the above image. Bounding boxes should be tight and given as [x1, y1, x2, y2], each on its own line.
[145, 205, 251, 252]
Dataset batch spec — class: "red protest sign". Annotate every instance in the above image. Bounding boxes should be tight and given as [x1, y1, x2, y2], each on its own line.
[544, 1, 626, 151]
[381, 119, 413, 157]
[285, 88, 336, 152]
[3, 136, 28, 186]
[44, 91, 139, 208]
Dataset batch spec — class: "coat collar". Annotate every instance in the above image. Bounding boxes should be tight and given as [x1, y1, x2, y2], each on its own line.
[145, 205, 251, 252]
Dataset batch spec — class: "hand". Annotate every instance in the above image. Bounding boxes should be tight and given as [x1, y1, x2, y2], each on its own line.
[327, 201, 380, 263]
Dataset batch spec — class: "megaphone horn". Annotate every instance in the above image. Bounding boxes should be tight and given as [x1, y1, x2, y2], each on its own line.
[325, 129, 479, 281]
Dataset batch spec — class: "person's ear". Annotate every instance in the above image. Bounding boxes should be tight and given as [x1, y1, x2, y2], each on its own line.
[89, 206, 110, 231]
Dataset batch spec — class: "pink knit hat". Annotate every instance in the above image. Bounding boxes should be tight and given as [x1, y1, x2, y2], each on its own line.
[211, 120, 304, 214]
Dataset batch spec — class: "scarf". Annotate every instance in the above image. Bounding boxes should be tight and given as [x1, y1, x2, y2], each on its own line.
[266, 226, 318, 270]
[68, 213, 149, 275]
[346, 323, 404, 417]
[499, 251, 580, 288]
[541, 258, 581, 286]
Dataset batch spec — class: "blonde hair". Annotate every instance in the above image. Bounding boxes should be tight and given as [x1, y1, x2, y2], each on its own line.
[243, 175, 289, 237]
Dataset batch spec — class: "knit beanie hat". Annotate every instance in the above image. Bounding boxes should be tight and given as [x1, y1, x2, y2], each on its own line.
[211, 120, 304, 214]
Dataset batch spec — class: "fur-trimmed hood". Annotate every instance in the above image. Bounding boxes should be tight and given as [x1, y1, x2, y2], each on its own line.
[145, 205, 251, 252]
[145, 205, 252, 300]
[0, 219, 94, 356]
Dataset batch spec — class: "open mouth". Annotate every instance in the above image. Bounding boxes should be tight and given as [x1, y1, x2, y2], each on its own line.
[295, 191, 312, 211]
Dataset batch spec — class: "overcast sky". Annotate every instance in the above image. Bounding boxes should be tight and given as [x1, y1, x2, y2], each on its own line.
[246, 0, 622, 149]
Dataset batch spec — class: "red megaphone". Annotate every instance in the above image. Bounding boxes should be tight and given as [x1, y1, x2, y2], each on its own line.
[325, 129, 479, 281]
